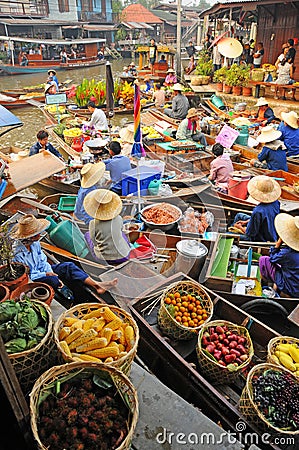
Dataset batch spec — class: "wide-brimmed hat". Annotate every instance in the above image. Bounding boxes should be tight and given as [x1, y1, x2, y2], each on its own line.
[80, 162, 105, 189]
[167, 68, 175, 73]
[83, 189, 122, 221]
[186, 108, 199, 119]
[255, 97, 268, 107]
[218, 37, 243, 58]
[11, 214, 50, 240]
[129, 62, 135, 66]
[47, 69, 56, 75]
[123, 66, 128, 70]
[231, 117, 251, 126]
[275, 213, 299, 251]
[281, 111, 299, 129]
[273, 106, 289, 120]
[256, 125, 282, 143]
[173, 83, 183, 91]
[247, 175, 281, 203]
[119, 123, 134, 144]
[44, 82, 55, 94]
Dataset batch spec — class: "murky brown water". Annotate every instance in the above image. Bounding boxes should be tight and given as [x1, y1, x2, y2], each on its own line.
[0, 58, 134, 148]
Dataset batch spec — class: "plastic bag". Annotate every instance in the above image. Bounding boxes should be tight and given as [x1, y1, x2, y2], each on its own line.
[158, 183, 173, 197]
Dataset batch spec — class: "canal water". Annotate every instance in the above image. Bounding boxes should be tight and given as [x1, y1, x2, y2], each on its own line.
[0, 58, 134, 148]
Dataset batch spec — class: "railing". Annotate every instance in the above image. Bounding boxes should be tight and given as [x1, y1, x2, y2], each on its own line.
[0, 0, 49, 17]
[77, 10, 117, 22]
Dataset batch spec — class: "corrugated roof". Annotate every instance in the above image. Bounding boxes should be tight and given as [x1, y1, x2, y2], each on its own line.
[1, 18, 73, 25]
[83, 24, 116, 31]
[122, 22, 154, 30]
[121, 4, 163, 24]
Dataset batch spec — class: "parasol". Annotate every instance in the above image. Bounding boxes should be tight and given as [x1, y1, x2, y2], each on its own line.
[131, 80, 146, 214]
[217, 38, 243, 59]
[209, 30, 229, 49]
[105, 61, 114, 138]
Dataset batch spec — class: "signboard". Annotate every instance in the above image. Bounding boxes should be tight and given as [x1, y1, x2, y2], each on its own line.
[215, 124, 239, 149]
[45, 93, 67, 105]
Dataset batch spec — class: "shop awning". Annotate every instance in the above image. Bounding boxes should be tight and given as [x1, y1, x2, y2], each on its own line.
[83, 24, 116, 31]
[121, 22, 154, 30]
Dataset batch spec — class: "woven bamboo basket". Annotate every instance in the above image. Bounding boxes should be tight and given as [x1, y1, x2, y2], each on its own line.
[8, 300, 55, 394]
[250, 69, 265, 82]
[267, 336, 299, 372]
[157, 280, 213, 341]
[30, 361, 139, 450]
[196, 320, 254, 384]
[54, 303, 139, 375]
[239, 363, 299, 435]
[190, 75, 203, 86]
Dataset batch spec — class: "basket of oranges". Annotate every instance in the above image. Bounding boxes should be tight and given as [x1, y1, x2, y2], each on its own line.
[157, 280, 213, 340]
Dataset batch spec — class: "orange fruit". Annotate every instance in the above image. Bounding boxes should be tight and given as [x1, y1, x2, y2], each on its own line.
[202, 313, 208, 320]
[202, 309, 207, 314]
[182, 316, 188, 322]
[199, 320, 204, 325]
[188, 304, 194, 311]
[176, 311, 183, 317]
[165, 297, 171, 304]
[175, 316, 182, 322]
[197, 315, 203, 321]
[174, 306, 179, 311]
[180, 306, 186, 313]
[188, 320, 194, 327]
[174, 292, 180, 298]
[195, 300, 201, 306]
[182, 322, 189, 327]
[191, 312, 197, 318]
[171, 299, 176, 305]
[187, 294, 192, 301]
[169, 293, 174, 299]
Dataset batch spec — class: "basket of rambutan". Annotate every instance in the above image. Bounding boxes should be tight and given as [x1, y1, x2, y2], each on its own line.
[30, 361, 139, 450]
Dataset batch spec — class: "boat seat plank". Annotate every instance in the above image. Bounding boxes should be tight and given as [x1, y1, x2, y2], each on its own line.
[3, 151, 65, 199]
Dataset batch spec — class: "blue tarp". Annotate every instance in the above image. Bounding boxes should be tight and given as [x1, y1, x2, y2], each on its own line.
[0, 105, 23, 127]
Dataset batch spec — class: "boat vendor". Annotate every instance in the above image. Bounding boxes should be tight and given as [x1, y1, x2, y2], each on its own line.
[84, 189, 131, 264]
[47, 69, 59, 88]
[259, 213, 299, 297]
[122, 66, 129, 77]
[143, 75, 154, 93]
[12, 214, 117, 297]
[29, 129, 63, 159]
[249, 126, 288, 171]
[208, 143, 233, 194]
[164, 68, 177, 87]
[44, 81, 57, 95]
[119, 123, 135, 156]
[128, 62, 138, 77]
[103, 141, 132, 195]
[278, 111, 299, 157]
[252, 98, 275, 126]
[74, 162, 106, 225]
[231, 175, 281, 242]
[164, 83, 189, 120]
[84, 101, 108, 133]
[152, 83, 165, 108]
[176, 108, 207, 147]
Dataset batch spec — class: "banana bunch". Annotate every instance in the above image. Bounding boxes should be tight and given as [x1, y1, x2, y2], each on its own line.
[19, 92, 43, 99]
[271, 342, 299, 375]
[140, 98, 148, 105]
[145, 126, 161, 139]
[63, 127, 82, 138]
[45, 105, 66, 114]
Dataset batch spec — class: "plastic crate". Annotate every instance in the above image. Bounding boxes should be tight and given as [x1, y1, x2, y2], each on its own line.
[122, 166, 162, 196]
[58, 196, 77, 212]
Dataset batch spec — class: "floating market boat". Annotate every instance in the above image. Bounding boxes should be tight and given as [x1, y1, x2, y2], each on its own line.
[0, 93, 45, 109]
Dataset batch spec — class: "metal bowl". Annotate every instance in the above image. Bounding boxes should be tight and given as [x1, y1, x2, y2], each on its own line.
[140, 203, 183, 231]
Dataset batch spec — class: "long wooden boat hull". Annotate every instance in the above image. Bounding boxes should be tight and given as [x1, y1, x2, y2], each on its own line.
[0, 96, 45, 109]
[0, 59, 106, 75]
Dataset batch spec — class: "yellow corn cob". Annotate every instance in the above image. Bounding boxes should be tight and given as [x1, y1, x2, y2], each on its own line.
[83, 309, 103, 320]
[106, 318, 123, 331]
[71, 320, 84, 330]
[72, 356, 83, 362]
[118, 329, 126, 346]
[104, 357, 114, 363]
[92, 317, 106, 332]
[125, 325, 135, 350]
[59, 327, 71, 341]
[111, 330, 123, 341]
[108, 341, 119, 348]
[63, 317, 79, 327]
[118, 344, 126, 353]
[59, 340, 72, 357]
[69, 329, 98, 350]
[86, 346, 119, 359]
[65, 328, 84, 345]
[83, 318, 97, 331]
[71, 353, 101, 362]
[100, 307, 118, 322]
[76, 337, 108, 353]
[119, 351, 128, 358]
[101, 327, 113, 343]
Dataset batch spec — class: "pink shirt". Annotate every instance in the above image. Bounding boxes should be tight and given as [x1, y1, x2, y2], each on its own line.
[209, 154, 233, 188]
[153, 89, 165, 107]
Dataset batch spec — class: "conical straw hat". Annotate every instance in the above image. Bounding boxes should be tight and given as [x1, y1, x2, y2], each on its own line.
[83, 189, 122, 220]
[256, 125, 282, 143]
[275, 213, 299, 251]
[217, 37, 243, 58]
[80, 162, 105, 188]
[281, 111, 299, 129]
[11, 214, 50, 239]
[119, 123, 134, 144]
[247, 175, 281, 203]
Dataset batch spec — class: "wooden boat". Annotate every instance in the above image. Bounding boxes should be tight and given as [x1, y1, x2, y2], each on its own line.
[1, 84, 74, 98]
[135, 44, 176, 80]
[0, 37, 106, 75]
[0, 94, 45, 109]
[67, 101, 155, 118]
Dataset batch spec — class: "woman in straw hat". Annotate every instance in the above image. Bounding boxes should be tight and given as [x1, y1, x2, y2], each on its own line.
[12, 215, 117, 297]
[277, 111, 299, 157]
[176, 108, 207, 148]
[164, 83, 189, 120]
[249, 125, 287, 171]
[231, 175, 281, 242]
[119, 123, 135, 156]
[103, 141, 131, 195]
[74, 162, 106, 224]
[253, 98, 275, 126]
[259, 213, 299, 297]
[48, 69, 59, 87]
[83, 189, 131, 264]
[164, 68, 177, 87]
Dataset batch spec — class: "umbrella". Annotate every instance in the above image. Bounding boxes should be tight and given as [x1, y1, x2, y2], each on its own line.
[217, 37, 243, 59]
[105, 61, 114, 137]
[131, 80, 146, 214]
[209, 30, 229, 49]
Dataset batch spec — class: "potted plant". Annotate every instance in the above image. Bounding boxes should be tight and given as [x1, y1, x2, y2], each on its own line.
[191, 50, 213, 85]
[213, 66, 228, 92]
[0, 224, 29, 293]
[225, 64, 250, 96]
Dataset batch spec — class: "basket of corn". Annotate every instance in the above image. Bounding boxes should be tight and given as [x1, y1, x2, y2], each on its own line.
[196, 320, 254, 384]
[267, 336, 299, 376]
[30, 361, 139, 450]
[54, 303, 139, 375]
[0, 299, 55, 393]
[63, 127, 82, 145]
[157, 280, 213, 340]
[239, 363, 299, 435]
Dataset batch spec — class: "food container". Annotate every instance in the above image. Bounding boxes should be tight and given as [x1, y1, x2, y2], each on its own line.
[175, 240, 208, 280]
[140, 203, 182, 231]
